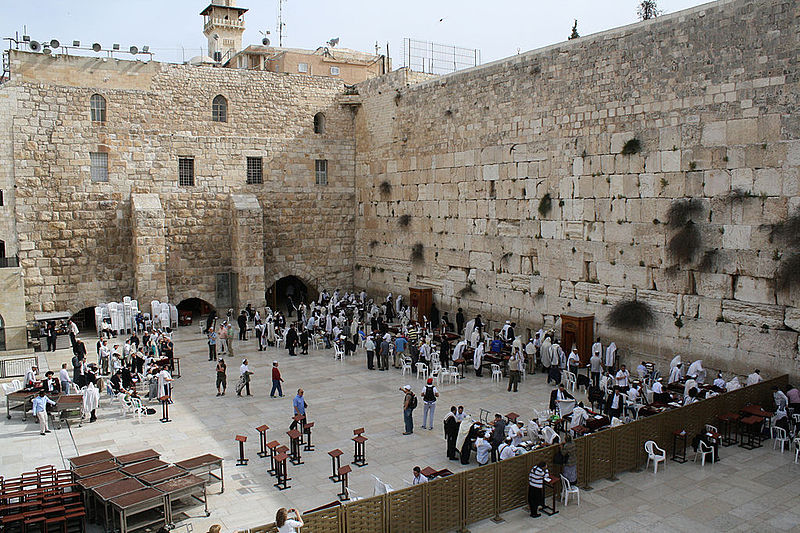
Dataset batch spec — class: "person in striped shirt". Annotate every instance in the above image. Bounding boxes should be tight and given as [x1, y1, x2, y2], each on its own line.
[528, 461, 549, 518]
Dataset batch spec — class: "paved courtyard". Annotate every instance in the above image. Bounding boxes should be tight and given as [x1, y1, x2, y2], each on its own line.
[1, 327, 798, 532]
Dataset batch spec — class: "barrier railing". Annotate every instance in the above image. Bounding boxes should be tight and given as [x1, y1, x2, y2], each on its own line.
[245, 375, 787, 533]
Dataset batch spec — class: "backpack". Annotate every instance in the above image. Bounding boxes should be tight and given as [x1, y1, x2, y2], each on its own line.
[423, 385, 436, 402]
[408, 393, 418, 410]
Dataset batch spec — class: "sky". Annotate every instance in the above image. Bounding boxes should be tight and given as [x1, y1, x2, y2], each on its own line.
[0, 0, 711, 67]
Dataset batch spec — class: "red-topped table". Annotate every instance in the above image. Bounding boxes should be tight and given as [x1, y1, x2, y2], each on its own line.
[154, 473, 209, 523]
[108, 487, 166, 533]
[137, 466, 186, 486]
[174, 454, 224, 494]
[120, 459, 168, 477]
[73, 460, 119, 479]
[328, 449, 344, 482]
[69, 450, 115, 470]
[116, 449, 160, 467]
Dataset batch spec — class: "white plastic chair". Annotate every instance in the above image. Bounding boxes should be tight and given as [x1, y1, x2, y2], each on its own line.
[2, 383, 14, 395]
[120, 395, 134, 417]
[705, 424, 718, 434]
[772, 426, 790, 453]
[694, 440, 714, 466]
[564, 371, 577, 392]
[561, 476, 580, 506]
[491, 364, 502, 383]
[130, 397, 146, 423]
[11, 380, 22, 391]
[447, 366, 461, 384]
[416, 363, 428, 380]
[793, 437, 800, 464]
[311, 333, 323, 350]
[644, 440, 666, 473]
[430, 367, 442, 385]
[401, 358, 413, 377]
[334, 343, 344, 362]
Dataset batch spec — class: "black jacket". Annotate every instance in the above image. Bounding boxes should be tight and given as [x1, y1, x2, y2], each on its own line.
[549, 388, 575, 411]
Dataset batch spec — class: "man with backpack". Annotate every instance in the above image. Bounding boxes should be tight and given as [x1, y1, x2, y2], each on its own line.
[421, 378, 440, 430]
[401, 385, 417, 435]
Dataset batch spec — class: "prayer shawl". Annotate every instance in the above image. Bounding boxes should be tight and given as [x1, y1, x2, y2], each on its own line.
[540, 338, 552, 368]
[473, 343, 484, 369]
[82, 382, 100, 415]
[455, 416, 475, 450]
[604, 342, 617, 368]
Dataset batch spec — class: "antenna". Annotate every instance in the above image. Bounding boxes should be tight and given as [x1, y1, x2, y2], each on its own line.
[277, 0, 286, 47]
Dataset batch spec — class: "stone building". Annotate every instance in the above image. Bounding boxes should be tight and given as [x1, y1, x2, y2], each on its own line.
[0, 0, 798, 378]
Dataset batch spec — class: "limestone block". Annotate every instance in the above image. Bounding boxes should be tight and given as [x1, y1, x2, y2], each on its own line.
[703, 169, 731, 196]
[469, 251, 493, 271]
[727, 118, 758, 145]
[737, 325, 797, 356]
[559, 280, 575, 299]
[753, 168, 781, 196]
[722, 300, 784, 329]
[701, 121, 726, 147]
[695, 272, 732, 299]
[733, 275, 774, 304]
[661, 151, 681, 172]
[637, 289, 677, 314]
[574, 281, 606, 303]
[783, 307, 800, 332]
[482, 164, 499, 181]
[722, 225, 751, 249]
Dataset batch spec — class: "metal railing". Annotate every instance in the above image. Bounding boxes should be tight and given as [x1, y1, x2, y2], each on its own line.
[402, 38, 481, 75]
[244, 375, 787, 533]
[1, 356, 37, 378]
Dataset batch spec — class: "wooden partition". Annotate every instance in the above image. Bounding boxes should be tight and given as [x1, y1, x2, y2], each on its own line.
[244, 375, 787, 533]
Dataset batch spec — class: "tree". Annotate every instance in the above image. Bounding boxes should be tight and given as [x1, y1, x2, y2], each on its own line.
[637, 0, 661, 20]
[569, 20, 580, 40]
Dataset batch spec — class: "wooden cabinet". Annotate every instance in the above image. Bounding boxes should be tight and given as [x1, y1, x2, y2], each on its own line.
[409, 287, 432, 323]
[561, 313, 594, 365]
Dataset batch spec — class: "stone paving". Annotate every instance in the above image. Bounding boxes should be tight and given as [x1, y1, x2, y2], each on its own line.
[1, 327, 798, 532]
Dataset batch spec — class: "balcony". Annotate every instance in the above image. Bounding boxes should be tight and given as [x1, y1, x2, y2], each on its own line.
[204, 17, 245, 31]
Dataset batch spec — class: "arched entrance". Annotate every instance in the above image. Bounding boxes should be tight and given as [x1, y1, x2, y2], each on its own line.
[71, 307, 97, 334]
[267, 276, 317, 316]
[177, 298, 215, 326]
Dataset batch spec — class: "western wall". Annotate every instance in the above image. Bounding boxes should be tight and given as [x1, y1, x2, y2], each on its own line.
[0, 0, 798, 378]
[353, 0, 800, 377]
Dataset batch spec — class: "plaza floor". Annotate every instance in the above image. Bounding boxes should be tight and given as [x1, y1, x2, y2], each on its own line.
[1, 327, 798, 532]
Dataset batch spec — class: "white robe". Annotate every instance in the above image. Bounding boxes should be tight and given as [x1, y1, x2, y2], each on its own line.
[473, 343, 484, 369]
[452, 340, 467, 362]
[549, 344, 561, 367]
[82, 383, 100, 416]
[668, 366, 682, 384]
[540, 338, 552, 368]
[464, 319, 475, 345]
[455, 416, 474, 450]
[604, 342, 617, 368]
[470, 328, 480, 348]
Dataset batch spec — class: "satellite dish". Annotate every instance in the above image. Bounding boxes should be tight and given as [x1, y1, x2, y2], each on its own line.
[129, 46, 139, 55]
[50, 39, 60, 48]
[92, 43, 102, 52]
[262, 37, 270, 46]
[28, 40, 41, 52]
[43, 47, 52, 56]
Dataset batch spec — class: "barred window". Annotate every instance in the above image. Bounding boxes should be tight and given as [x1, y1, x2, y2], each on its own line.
[90, 94, 106, 123]
[246, 157, 263, 184]
[90, 152, 108, 182]
[298, 62, 309, 73]
[178, 157, 195, 187]
[315, 159, 328, 185]
[212, 95, 228, 122]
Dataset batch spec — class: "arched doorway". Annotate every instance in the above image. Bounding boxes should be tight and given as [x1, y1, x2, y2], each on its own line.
[268, 276, 317, 316]
[177, 298, 215, 326]
[71, 307, 97, 334]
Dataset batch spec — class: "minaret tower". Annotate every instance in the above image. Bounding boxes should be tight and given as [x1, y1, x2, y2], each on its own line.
[201, 1, 248, 63]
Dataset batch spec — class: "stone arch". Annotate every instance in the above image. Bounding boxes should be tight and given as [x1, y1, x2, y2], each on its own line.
[170, 289, 217, 312]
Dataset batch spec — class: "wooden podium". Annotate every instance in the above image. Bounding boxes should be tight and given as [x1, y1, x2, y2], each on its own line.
[561, 313, 594, 365]
[409, 287, 432, 323]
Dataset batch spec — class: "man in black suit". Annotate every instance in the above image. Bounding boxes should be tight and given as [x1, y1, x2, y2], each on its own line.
[549, 383, 575, 411]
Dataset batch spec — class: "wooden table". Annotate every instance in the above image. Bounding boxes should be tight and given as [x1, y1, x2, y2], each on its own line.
[5, 390, 35, 420]
[155, 474, 208, 525]
[53, 394, 83, 428]
[116, 449, 160, 466]
[672, 430, 688, 463]
[174, 454, 224, 494]
[73, 460, 119, 479]
[108, 487, 166, 533]
[328, 449, 344, 482]
[739, 416, 764, 450]
[69, 450, 115, 469]
[77, 470, 127, 491]
[740, 405, 773, 419]
[120, 459, 168, 477]
[137, 466, 186, 486]
[92, 477, 144, 532]
[717, 413, 741, 446]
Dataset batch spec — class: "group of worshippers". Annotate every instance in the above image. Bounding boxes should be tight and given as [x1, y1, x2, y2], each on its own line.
[442, 409, 531, 466]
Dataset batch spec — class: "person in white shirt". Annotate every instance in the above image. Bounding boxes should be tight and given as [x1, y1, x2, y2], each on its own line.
[24, 366, 38, 388]
[275, 507, 303, 533]
[746, 369, 762, 386]
[498, 437, 518, 460]
[59, 363, 73, 394]
[615, 365, 630, 389]
[455, 405, 466, 422]
[712, 373, 726, 390]
[652, 377, 669, 403]
[589, 352, 603, 388]
[604, 341, 616, 370]
[99, 341, 111, 375]
[636, 361, 648, 379]
[157, 367, 173, 400]
[411, 466, 429, 485]
[364, 336, 376, 370]
[475, 432, 492, 465]
[591, 337, 602, 361]
[668, 363, 683, 384]
[567, 348, 580, 376]
[525, 338, 536, 375]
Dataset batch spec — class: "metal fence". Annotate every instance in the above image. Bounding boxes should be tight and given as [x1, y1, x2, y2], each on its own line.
[245, 375, 787, 533]
[1, 356, 37, 378]
[402, 38, 480, 75]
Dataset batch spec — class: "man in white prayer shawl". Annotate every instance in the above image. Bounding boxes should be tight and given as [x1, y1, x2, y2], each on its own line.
[687, 360, 706, 383]
[82, 381, 100, 422]
[470, 327, 480, 349]
[452, 339, 467, 363]
[668, 363, 683, 384]
[540, 336, 552, 371]
[500, 320, 512, 341]
[464, 319, 475, 345]
[604, 341, 617, 369]
[473, 342, 485, 377]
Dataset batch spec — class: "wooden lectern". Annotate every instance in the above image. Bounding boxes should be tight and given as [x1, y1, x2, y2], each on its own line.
[409, 287, 432, 323]
[561, 313, 594, 365]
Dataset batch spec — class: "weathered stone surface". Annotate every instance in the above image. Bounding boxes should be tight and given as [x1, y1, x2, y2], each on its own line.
[722, 300, 784, 329]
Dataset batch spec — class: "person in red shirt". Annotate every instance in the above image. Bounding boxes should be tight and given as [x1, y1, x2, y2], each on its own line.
[270, 361, 284, 398]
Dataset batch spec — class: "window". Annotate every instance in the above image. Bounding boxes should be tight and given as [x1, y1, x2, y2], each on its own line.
[330, 66, 340, 76]
[297, 62, 309, 73]
[212, 95, 228, 122]
[315, 159, 328, 185]
[178, 157, 195, 187]
[0, 190, 3, 206]
[90, 152, 108, 182]
[246, 157, 263, 184]
[90, 94, 106, 123]
[313, 112, 325, 134]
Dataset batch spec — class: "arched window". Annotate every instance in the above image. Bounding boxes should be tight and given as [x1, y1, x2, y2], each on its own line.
[90, 94, 106, 123]
[212, 95, 228, 122]
[313, 112, 325, 134]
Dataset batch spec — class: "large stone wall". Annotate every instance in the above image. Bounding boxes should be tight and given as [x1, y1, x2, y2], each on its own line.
[353, 0, 800, 377]
[1, 51, 356, 315]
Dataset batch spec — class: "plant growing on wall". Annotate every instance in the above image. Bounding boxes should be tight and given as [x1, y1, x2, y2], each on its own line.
[770, 213, 800, 290]
[607, 299, 656, 330]
[538, 193, 553, 217]
[411, 243, 424, 265]
[457, 281, 477, 297]
[398, 214, 411, 228]
[776, 254, 800, 289]
[637, 0, 661, 20]
[620, 138, 642, 155]
[379, 180, 392, 196]
[668, 220, 702, 264]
